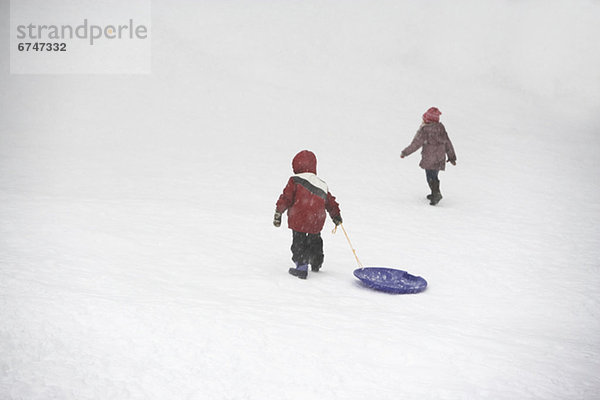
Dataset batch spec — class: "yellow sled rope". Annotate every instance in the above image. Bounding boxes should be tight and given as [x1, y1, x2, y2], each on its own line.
[332, 223, 363, 268]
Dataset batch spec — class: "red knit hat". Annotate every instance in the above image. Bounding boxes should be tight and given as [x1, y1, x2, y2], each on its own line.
[423, 107, 442, 123]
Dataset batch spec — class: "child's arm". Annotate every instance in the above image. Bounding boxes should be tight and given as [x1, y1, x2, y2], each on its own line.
[400, 128, 425, 158]
[325, 192, 342, 225]
[445, 130, 457, 165]
[276, 177, 296, 214]
[274, 178, 296, 227]
[446, 140, 457, 165]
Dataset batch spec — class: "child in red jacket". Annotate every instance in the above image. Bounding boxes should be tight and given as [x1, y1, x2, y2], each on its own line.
[273, 150, 342, 279]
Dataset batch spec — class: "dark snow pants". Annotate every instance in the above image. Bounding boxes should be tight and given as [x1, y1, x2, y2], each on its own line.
[426, 169, 440, 183]
[291, 230, 324, 268]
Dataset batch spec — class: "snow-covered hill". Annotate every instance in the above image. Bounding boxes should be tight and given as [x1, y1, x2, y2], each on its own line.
[1, 1, 599, 399]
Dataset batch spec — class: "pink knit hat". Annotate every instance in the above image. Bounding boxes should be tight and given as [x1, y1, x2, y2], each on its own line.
[423, 107, 442, 123]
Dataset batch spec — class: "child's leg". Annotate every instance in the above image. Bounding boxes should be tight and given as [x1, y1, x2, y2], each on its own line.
[290, 231, 310, 268]
[307, 233, 324, 271]
[426, 170, 443, 205]
[425, 169, 439, 183]
[425, 170, 440, 199]
[289, 231, 310, 279]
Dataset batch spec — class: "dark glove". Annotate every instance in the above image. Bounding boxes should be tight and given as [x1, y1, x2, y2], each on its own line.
[448, 159, 456, 166]
[332, 214, 343, 226]
[273, 211, 282, 227]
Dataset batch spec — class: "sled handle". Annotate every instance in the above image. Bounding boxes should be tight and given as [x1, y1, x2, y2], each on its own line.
[333, 223, 363, 267]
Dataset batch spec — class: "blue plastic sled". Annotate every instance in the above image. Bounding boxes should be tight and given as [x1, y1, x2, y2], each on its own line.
[353, 267, 427, 294]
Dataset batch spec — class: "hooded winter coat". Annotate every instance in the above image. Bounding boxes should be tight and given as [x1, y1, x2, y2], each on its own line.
[401, 122, 456, 171]
[276, 150, 341, 234]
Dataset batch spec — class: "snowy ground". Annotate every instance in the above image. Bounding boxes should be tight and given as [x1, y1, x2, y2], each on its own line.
[2, 1, 600, 399]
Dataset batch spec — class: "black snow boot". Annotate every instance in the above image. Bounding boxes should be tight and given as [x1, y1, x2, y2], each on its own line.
[429, 180, 443, 205]
[288, 267, 308, 279]
[426, 178, 435, 200]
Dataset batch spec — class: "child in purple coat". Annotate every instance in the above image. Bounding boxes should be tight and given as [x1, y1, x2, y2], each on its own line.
[401, 107, 457, 205]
